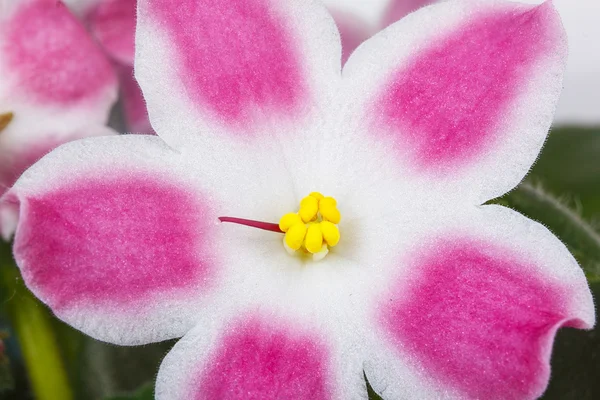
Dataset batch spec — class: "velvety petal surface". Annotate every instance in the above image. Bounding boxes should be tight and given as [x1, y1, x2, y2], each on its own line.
[0, 125, 115, 203]
[155, 307, 366, 400]
[360, 205, 594, 400]
[340, 0, 567, 203]
[0, 0, 117, 197]
[135, 0, 341, 149]
[1, 136, 226, 344]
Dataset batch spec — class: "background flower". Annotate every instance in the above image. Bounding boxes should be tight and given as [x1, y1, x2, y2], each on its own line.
[64, 0, 153, 135]
[0, 0, 118, 238]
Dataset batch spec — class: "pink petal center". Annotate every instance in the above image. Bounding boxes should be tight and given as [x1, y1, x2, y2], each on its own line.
[375, 4, 560, 171]
[380, 238, 585, 400]
[14, 174, 214, 310]
[149, 0, 307, 129]
[195, 316, 332, 400]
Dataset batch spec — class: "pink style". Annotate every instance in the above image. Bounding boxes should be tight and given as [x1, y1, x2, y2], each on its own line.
[1, 1, 594, 399]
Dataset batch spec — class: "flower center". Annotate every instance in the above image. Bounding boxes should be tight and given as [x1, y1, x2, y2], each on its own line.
[278, 192, 341, 261]
[0, 112, 14, 133]
[218, 192, 341, 261]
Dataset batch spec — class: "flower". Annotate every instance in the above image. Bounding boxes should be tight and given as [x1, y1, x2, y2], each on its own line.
[65, 0, 154, 134]
[0, 0, 118, 238]
[329, 0, 436, 64]
[327, 0, 600, 125]
[1, 0, 595, 399]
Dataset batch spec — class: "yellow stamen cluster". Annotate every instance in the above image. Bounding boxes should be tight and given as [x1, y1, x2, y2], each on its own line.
[278, 192, 341, 260]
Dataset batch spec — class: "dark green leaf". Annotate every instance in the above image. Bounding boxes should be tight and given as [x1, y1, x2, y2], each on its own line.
[492, 181, 600, 281]
[0, 333, 15, 394]
[364, 371, 384, 400]
[74, 338, 173, 400]
[102, 382, 153, 400]
[531, 127, 600, 218]
[541, 281, 600, 399]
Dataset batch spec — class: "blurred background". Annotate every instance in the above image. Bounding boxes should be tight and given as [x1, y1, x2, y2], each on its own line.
[1, 0, 599, 399]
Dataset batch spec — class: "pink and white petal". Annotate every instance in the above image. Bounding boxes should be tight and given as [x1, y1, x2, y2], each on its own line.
[329, 10, 374, 65]
[156, 307, 366, 400]
[361, 205, 594, 400]
[380, 0, 438, 28]
[0, 124, 117, 205]
[1, 135, 228, 345]
[88, 0, 137, 65]
[0, 0, 117, 114]
[340, 0, 567, 204]
[135, 0, 341, 149]
[118, 66, 154, 134]
[0, 0, 118, 191]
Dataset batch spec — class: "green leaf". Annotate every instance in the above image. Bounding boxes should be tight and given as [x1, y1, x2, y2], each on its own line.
[0, 261, 73, 400]
[70, 336, 172, 400]
[364, 371, 384, 400]
[530, 127, 600, 218]
[492, 181, 600, 281]
[103, 382, 153, 400]
[0, 332, 15, 394]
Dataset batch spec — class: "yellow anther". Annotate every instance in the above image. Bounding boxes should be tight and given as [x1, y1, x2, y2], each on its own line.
[299, 195, 319, 223]
[320, 221, 340, 247]
[279, 192, 341, 260]
[300, 195, 319, 209]
[320, 196, 337, 208]
[309, 192, 324, 200]
[320, 204, 341, 224]
[305, 223, 323, 254]
[279, 212, 302, 233]
[285, 223, 307, 251]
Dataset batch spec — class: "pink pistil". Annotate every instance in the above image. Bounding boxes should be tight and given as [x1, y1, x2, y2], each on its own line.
[218, 216, 282, 233]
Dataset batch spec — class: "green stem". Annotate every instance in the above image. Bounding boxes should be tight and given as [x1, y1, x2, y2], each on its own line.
[1, 265, 73, 400]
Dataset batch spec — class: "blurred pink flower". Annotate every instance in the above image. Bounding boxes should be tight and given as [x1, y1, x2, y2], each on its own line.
[67, 0, 154, 134]
[0, 0, 117, 237]
[330, 0, 436, 64]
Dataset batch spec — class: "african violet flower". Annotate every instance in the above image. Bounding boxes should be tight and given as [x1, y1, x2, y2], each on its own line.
[330, 0, 436, 64]
[1, 0, 596, 398]
[65, 0, 153, 134]
[0, 0, 117, 238]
